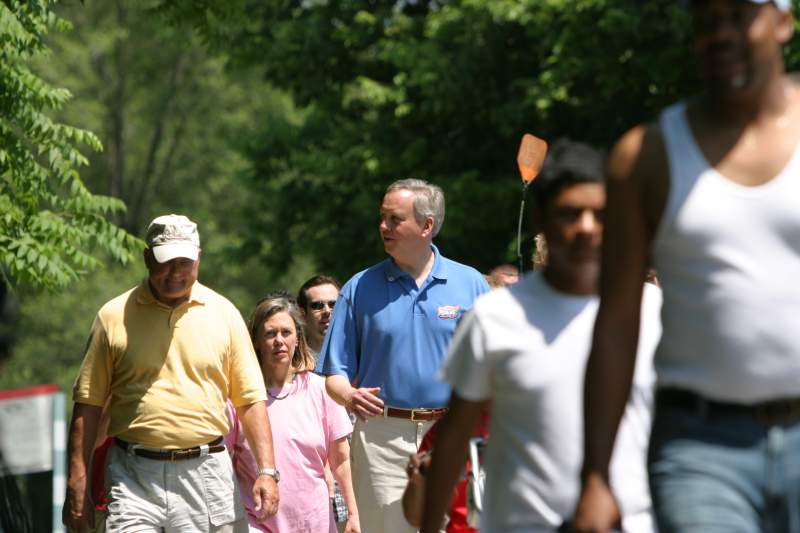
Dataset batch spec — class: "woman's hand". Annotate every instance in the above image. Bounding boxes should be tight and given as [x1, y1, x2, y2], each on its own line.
[344, 513, 361, 533]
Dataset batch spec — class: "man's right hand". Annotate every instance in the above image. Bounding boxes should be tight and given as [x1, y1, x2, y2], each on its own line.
[570, 473, 621, 533]
[252, 475, 280, 520]
[62, 483, 93, 533]
[347, 387, 383, 420]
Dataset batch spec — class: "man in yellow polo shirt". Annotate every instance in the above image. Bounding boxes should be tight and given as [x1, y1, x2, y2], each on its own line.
[63, 214, 279, 533]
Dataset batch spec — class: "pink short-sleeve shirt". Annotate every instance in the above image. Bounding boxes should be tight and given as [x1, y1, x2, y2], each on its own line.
[226, 371, 353, 532]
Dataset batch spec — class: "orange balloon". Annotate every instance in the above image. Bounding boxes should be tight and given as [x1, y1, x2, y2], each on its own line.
[517, 134, 548, 184]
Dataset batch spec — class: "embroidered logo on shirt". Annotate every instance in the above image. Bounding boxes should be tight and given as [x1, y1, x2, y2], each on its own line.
[437, 305, 461, 319]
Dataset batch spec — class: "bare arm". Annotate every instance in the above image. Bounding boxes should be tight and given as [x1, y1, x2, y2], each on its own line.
[236, 401, 279, 519]
[323, 463, 336, 498]
[329, 436, 360, 533]
[402, 449, 431, 528]
[63, 402, 103, 532]
[325, 374, 383, 421]
[573, 125, 667, 532]
[420, 393, 487, 533]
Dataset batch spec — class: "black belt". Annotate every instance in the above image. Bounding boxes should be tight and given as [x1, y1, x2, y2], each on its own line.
[115, 436, 225, 461]
[657, 388, 800, 426]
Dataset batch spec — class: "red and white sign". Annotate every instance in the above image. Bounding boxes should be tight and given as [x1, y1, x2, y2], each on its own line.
[0, 384, 58, 475]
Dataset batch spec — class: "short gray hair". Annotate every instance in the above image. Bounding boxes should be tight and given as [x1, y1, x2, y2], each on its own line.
[385, 179, 446, 237]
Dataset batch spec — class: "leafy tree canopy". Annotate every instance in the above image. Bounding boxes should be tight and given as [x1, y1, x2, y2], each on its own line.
[1, 0, 310, 391]
[153, 0, 703, 279]
[1, 0, 140, 290]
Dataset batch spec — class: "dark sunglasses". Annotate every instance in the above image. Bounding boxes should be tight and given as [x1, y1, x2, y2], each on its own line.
[309, 299, 336, 311]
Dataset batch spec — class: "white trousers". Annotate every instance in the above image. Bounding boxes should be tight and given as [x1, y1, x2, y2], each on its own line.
[351, 416, 435, 533]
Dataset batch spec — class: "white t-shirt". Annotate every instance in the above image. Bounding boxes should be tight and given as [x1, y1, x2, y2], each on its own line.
[441, 272, 662, 533]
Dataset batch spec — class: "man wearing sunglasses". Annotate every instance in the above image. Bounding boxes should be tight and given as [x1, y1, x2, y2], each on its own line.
[297, 275, 341, 356]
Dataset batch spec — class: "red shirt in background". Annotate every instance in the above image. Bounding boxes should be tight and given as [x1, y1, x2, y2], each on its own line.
[419, 411, 490, 533]
[90, 437, 113, 511]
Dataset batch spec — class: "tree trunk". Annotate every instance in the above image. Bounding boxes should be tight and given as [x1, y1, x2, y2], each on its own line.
[127, 52, 190, 230]
[107, 1, 127, 223]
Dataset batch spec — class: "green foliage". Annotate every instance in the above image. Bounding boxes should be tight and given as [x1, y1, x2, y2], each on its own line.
[6, 0, 800, 394]
[0, 261, 139, 392]
[155, 0, 702, 279]
[0, 0, 309, 392]
[1, 1, 140, 290]
[159, 0, 800, 281]
[39, 0, 302, 294]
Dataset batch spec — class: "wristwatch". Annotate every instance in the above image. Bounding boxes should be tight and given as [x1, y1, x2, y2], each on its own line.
[257, 467, 281, 482]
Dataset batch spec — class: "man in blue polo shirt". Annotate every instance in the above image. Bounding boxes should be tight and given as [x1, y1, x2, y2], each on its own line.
[316, 178, 489, 533]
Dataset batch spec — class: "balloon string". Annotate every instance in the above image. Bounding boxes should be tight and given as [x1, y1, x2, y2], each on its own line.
[516, 183, 529, 275]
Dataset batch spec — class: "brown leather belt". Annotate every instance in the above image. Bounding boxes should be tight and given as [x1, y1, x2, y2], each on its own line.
[384, 407, 447, 422]
[657, 388, 800, 426]
[115, 436, 225, 461]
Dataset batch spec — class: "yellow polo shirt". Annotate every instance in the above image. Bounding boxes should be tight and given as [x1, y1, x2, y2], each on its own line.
[73, 281, 266, 448]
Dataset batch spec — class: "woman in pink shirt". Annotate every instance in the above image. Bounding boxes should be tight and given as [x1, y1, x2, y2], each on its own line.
[226, 292, 360, 532]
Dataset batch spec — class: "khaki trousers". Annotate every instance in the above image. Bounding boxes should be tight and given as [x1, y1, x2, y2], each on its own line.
[351, 416, 435, 533]
[104, 443, 248, 533]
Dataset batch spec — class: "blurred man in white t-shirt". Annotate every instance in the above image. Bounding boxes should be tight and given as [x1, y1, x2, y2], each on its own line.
[419, 139, 662, 533]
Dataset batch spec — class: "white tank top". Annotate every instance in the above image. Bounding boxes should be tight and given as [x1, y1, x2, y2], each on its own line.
[653, 101, 800, 403]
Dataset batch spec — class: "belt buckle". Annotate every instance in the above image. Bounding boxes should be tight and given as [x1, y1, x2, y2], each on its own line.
[410, 409, 430, 422]
[169, 448, 191, 461]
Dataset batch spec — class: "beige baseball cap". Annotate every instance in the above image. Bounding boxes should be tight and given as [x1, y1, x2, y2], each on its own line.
[145, 214, 200, 263]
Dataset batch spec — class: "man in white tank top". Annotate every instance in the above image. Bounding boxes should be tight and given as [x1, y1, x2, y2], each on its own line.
[573, 1, 800, 532]
[418, 140, 661, 533]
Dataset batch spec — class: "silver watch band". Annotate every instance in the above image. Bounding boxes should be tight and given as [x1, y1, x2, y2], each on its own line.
[257, 467, 280, 482]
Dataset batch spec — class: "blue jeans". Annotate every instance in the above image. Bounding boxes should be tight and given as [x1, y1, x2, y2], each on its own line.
[649, 403, 800, 533]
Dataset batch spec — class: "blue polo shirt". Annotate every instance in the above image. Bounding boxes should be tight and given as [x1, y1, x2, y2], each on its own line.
[315, 245, 489, 408]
